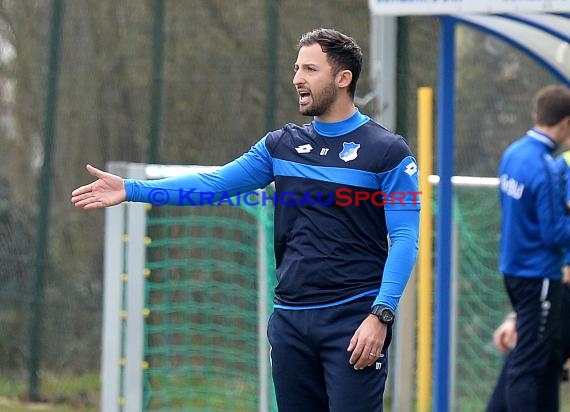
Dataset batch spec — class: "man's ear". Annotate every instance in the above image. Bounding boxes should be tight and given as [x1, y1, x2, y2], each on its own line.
[337, 70, 353, 90]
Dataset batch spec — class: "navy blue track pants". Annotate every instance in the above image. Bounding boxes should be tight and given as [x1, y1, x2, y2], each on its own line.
[486, 276, 562, 412]
[268, 298, 392, 412]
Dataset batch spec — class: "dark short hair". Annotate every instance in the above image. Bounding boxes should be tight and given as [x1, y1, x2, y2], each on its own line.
[532, 85, 570, 127]
[298, 28, 363, 98]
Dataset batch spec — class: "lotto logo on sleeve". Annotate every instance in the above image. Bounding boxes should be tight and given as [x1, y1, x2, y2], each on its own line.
[405, 161, 418, 176]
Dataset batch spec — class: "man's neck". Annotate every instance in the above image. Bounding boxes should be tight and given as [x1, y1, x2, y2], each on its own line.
[534, 125, 559, 145]
[314, 96, 356, 123]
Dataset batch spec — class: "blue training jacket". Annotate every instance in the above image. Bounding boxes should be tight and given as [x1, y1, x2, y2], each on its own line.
[498, 128, 570, 279]
[124, 109, 420, 311]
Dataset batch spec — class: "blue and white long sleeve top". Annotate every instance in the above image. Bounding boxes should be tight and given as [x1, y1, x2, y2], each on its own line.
[125, 110, 420, 311]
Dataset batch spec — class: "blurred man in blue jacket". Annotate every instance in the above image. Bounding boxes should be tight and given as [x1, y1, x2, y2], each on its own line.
[487, 85, 570, 412]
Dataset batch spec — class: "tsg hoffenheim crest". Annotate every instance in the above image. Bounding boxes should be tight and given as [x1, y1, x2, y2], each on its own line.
[339, 142, 360, 162]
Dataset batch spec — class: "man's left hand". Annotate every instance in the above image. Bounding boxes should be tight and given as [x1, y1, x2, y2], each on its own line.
[347, 315, 387, 370]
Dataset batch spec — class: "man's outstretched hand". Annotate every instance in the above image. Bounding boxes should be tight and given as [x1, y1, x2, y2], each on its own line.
[71, 164, 127, 209]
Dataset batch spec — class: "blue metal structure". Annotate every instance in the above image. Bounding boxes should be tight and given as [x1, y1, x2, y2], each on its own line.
[434, 16, 456, 412]
[434, 13, 570, 412]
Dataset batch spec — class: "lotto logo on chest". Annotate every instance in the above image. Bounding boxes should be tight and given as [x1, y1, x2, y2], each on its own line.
[294, 144, 330, 157]
[295, 144, 313, 154]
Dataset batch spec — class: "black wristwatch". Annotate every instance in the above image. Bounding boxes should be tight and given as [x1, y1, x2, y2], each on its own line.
[371, 305, 395, 326]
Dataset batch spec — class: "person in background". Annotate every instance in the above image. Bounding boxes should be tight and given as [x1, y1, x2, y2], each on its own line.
[493, 148, 570, 386]
[487, 84, 570, 412]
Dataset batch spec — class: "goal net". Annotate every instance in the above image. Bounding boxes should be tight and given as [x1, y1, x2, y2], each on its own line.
[101, 162, 276, 412]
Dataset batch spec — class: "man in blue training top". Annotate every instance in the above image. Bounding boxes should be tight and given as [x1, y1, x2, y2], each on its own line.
[72, 28, 420, 412]
[487, 85, 570, 412]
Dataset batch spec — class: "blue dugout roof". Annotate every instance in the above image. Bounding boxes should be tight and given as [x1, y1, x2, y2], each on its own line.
[449, 13, 570, 84]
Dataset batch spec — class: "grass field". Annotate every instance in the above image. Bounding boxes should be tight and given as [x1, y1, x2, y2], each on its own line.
[0, 372, 568, 411]
[0, 397, 97, 412]
[0, 372, 99, 412]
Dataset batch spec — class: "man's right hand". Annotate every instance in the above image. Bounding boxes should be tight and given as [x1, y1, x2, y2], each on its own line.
[71, 164, 126, 209]
[562, 265, 570, 284]
[493, 315, 517, 354]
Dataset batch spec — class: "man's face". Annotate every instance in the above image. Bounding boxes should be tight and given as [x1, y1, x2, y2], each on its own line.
[293, 44, 338, 117]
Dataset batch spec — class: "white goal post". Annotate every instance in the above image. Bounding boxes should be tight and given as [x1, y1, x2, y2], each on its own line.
[100, 161, 273, 412]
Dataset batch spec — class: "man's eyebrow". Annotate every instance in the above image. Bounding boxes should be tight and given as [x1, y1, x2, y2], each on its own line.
[296, 63, 318, 68]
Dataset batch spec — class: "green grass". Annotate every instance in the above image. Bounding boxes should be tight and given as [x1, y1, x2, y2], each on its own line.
[0, 371, 567, 411]
[144, 371, 259, 411]
[0, 372, 99, 412]
[0, 398, 97, 412]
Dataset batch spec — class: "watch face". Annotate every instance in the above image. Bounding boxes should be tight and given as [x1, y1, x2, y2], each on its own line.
[372, 306, 394, 325]
[381, 309, 394, 323]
